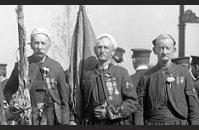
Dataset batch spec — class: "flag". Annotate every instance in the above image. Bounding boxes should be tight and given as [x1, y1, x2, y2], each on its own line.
[69, 5, 97, 121]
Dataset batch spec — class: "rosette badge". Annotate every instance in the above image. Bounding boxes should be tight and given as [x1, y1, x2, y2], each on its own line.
[166, 74, 175, 83]
[40, 67, 50, 74]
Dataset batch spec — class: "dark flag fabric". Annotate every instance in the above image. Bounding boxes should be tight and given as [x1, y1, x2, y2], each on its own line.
[68, 5, 97, 121]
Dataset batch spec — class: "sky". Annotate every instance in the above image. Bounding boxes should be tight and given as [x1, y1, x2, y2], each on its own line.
[0, 5, 199, 77]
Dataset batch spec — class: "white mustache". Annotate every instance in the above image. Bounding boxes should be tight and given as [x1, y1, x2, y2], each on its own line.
[35, 51, 44, 55]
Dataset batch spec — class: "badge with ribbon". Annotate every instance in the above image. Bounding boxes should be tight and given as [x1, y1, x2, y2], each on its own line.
[106, 80, 114, 100]
[166, 74, 175, 88]
[179, 76, 185, 84]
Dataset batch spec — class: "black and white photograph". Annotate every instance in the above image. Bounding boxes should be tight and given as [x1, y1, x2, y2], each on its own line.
[0, 5, 199, 126]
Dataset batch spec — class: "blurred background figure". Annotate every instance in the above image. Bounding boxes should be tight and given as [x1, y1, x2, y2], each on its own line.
[0, 64, 8, 91]
[130, 48, 151, 125]
[190, 56, 199, 97]
[111, 47, 125, 65]
[0, 63, 8, 125]
[190, 56, 199, 80]
[171, 56, 190, 69]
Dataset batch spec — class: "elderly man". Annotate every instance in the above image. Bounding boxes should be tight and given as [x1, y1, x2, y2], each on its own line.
[135, 34, 199, 125]
[77, 33, 138, 125]
[190, 56, 199, 97]
[4, 28, 70, 125]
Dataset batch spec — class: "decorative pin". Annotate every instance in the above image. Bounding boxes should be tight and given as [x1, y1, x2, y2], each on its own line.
[106, 82, 112, 88]
[126, 82, 133, 89]
[105, 74, 111, 77]
[176, 76, 180, 85]
[115, 90, 119, 95]
[50, 78, 55, 84]
[46, 77, 51, 89]
[112, 81, 117, 87]
[193, 88, 196, 94]
[179, 76, 185, 84]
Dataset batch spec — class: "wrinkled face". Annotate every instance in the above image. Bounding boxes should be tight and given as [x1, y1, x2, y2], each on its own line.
[31, 34, 50, 59]
[153, 38, 176, 62]
[95, 37, 115, 62]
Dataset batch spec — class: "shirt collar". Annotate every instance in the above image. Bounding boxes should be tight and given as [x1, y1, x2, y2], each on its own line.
[136, 65, 148, 71]
[156, 61, 176, 73]
[99, 63, 109, 70]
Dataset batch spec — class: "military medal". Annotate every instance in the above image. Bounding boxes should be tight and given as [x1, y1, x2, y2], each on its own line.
[105, 73, 111, 77]
[126, 82, 134, 89]
[46, 77, 51, 89]
[114, 89, 119, 95]
[166, 74, 175, 88]
[106, 82, 112, 88]
[176, 76, 180, 85]
[50, 78, 55, 84]
[107, 86, 113, 96]
[106, 78, 114, 100]
[193, 88, 196, 94]
[179, 76, 185, 84]
[112, 80, 119, 95]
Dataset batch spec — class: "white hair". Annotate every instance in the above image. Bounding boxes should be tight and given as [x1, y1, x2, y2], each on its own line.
[30, 27, 52, 43]
[96, 33, 118, 49]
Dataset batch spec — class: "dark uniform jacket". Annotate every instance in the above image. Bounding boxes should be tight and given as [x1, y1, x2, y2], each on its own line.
[190, 72, 199, 97]
[130, 69, 147, 125]
[4, 55, 70, 124]
[194, 80, 199, 97]
[1, 79, 7, 93]
[135, 63, 199, 125]
[78, 63, 138, 125]
[130, 69, 148, 90]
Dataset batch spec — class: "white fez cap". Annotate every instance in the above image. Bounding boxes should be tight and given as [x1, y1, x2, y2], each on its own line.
[30, 27, 52, 43]
[96, 33, 118, 49]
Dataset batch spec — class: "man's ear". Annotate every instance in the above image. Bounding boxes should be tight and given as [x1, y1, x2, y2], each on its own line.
[152, 46, 157, 55]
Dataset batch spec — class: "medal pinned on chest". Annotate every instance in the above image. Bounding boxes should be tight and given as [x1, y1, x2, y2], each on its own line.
[105, 74, 120, 100]
[176, 75, 185, 85]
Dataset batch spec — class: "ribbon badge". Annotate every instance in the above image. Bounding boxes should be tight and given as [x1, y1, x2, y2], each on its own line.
[179, 76, 185, 84]
[107, 81, 114, 100]
[166, 74, 175, 88]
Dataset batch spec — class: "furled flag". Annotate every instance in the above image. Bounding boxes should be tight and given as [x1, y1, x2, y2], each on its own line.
[68, 5, 97, 121]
